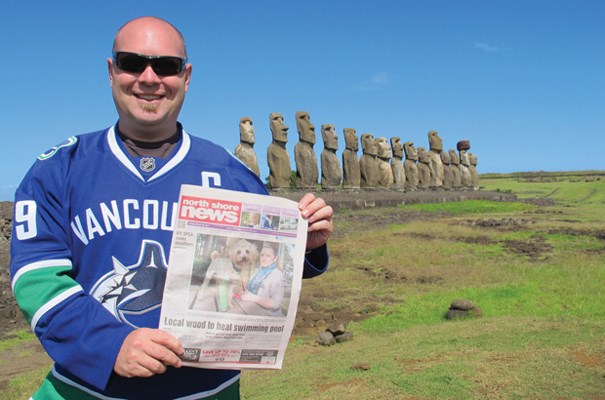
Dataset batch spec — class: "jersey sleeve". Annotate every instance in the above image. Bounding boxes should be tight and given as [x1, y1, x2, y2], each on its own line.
[10, 153, 133, 391]
[303, 244, 329, 279]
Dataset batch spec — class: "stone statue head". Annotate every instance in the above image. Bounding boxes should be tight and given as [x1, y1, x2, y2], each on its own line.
[440, 150, 451, 165]
[448, 149, 460, 165]
[469, 152, 478, 166]
[269, 112, 288, 143]
[459, 150, 470, 166]
[390, 137, 404, 158]
[344, 128, 359, 151]
[428, 130, 443, 152]
[404, 141, 418, 161]
[295, 111, 315, 145]
[361, 133, 377, 156]
[321, 124, 338, 151]
[417, 147, 430, 164]
[376, 137, 392, 160]
[239, 116, 255, 144]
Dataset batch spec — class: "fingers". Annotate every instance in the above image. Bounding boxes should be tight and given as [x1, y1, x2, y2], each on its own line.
[114, 328, 184, 378]
[299, 193, 334, 250]
[298, 193, 333, 223]
[297, 192, 318, 216]
[150, 328, 185, 359]
[307, 205, 333, 229]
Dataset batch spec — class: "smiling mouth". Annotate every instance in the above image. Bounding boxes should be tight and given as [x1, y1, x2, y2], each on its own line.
[135, 94, 163, 101]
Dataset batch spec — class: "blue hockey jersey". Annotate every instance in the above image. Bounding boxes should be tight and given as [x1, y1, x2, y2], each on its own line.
[10, 124, 328, 399]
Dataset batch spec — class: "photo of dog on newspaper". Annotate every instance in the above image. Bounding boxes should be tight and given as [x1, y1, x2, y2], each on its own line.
[189, 234, 294, 317]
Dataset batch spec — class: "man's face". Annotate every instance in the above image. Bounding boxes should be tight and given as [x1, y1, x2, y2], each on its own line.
[108, 18, 192, 139]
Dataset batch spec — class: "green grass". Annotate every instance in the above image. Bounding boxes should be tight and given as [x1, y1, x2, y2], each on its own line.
[481, 171, 605, 205]
[3, 172, 605, 399]
[1, 369, 49, 400]
[401, 199, 534, 214]
[0, 330, 35, 352]
[241, 173, 605, 399]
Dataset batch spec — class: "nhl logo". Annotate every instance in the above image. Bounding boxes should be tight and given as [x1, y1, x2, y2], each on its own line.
[140, 157, 156, 172]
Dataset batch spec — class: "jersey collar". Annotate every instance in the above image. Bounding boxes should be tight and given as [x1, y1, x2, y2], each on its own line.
[107, 124, 191, 182]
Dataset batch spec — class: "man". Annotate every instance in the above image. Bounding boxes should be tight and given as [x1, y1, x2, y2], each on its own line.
[10, 16, 333, 399]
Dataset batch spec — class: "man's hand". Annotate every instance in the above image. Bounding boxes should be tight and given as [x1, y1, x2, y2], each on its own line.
[298, 193, 333, 251]
[114, 328, 184, 378]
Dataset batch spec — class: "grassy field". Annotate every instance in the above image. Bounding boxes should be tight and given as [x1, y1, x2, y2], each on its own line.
[1, 171, 604, 399]
[241, 172, 605, 399]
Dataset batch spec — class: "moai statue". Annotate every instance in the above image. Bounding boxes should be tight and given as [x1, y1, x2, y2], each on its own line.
[404, 141, 419, 190]
[427, 130, 444, 189]
[234, 116, 260, 176]
[417, 146, 432, 190]
[360, 133, 379, 188]
[440, 150, 454, 190]
[342, 128, 361, 190]
[320, 124, 342, 190]
[376, 137, 394, 188]
[468, 152, 479, 190]
[448, 149, 462, 189]
[267, 112, 291, 190]
[457, 140, 472, 189]
[390, 137, 406, 191]
[294, 111, 319, 189]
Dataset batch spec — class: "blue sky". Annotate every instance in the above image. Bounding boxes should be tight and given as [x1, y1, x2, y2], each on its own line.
[1, 0, 604, 200]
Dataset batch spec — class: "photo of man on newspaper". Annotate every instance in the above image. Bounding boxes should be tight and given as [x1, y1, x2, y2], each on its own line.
[189, 235, 294, 317]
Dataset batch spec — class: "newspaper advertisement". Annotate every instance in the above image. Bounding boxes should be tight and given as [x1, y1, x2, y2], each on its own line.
[159, 184, 308, 370]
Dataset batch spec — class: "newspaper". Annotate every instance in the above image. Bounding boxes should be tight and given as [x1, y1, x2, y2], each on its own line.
[159, 185, 308, 369]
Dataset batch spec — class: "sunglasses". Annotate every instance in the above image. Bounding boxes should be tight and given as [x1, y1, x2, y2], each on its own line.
[112, 52, 187, 76]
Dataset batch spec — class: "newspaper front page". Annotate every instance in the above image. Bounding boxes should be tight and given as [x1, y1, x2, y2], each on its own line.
[159, 185, 308, 369]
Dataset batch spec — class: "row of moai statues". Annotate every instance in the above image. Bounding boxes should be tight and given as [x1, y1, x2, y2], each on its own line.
[234, 112, 479, 191]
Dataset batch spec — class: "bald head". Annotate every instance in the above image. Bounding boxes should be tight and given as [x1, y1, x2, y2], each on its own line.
[108, 16, 192, 141]
[113, 17, 188, 59]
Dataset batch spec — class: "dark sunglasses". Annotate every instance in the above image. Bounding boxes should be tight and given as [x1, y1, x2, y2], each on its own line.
[112, 52, 187, 76]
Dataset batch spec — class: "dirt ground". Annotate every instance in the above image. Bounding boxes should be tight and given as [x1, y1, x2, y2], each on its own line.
[0, 189, 550, 390]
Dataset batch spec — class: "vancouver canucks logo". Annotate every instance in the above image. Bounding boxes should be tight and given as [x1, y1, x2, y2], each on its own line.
[38, 136, 78, 160]
[90, 240, 168, 327]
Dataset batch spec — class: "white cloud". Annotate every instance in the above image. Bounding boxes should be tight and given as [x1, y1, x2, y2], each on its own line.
[370, 72, 390, 85]
[351, 71, 392, 91]
[475, 42, 499, 52]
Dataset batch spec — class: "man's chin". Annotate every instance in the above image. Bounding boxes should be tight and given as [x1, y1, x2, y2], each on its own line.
[140, 103, 160, 113]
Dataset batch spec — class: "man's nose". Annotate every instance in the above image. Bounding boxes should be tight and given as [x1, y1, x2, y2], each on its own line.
[138, 64, 161, 83]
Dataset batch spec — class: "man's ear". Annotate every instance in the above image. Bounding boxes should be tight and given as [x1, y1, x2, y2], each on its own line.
[107, 58, 115, 87]
[184, 64, 192, 91]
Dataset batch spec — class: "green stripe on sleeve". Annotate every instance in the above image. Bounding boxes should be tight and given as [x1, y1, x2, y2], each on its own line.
[13, 265, 80, 324]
